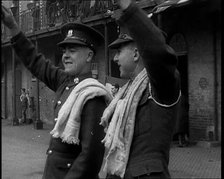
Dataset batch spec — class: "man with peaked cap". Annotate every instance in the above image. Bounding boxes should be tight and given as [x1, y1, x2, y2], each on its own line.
[99, 0, 181, 178]
[2, 5, 113, 179]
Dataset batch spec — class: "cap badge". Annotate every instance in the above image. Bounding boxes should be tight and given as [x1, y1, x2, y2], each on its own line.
[119, 33, 132, 40]
[67, 30, 73, 38]
[74, 78, 79, 84]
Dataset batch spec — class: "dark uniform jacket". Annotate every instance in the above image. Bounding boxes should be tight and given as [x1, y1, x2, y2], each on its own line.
[20, 94, 28, 108]
[11, 33, 107, 179]
[107, 3, 181, 179]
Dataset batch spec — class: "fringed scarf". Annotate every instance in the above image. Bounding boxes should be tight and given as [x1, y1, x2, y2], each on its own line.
[50, 78, 113, 145]
[100, 68, 149, 178]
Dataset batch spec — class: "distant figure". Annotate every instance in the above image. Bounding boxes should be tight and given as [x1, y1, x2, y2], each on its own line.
[175, 95, 189, 147]
[19, 88, 28, 124]
[25, 89, 32, 124]
[111, 83, 120, 97]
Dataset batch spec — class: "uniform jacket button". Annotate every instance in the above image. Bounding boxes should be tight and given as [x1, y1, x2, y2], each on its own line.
[57, 101, 62, 105]
[74, 78, 79, 84]
[48, 150, 52, 154]
[67, 163, 71, 168]
[65, 86, 69, 90]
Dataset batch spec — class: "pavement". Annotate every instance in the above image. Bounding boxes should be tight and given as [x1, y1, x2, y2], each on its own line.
[1, 119, 221, 179]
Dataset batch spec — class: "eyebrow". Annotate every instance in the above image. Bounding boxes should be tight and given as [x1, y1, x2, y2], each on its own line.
[62, 45, 85, 50]
[67, 46, 80, 49]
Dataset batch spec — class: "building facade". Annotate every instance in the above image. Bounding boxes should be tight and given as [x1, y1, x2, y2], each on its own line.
[1, 0, 221, 142]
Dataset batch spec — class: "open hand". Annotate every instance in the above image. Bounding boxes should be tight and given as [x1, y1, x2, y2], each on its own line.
[1, 5, 18, 29]
[115, 0, 133, 10]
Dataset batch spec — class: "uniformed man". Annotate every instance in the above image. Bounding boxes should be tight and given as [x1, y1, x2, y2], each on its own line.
[100, 0, 181, 178]
[111, 83, 120, 97]
[2, 5, 112, 179]
[19, 88, 28, 124]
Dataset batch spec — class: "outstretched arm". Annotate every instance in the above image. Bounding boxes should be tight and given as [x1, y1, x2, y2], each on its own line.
[2, 5, 66, 91]
[115, 0, 180, 104]
[2, 5, 20, 37]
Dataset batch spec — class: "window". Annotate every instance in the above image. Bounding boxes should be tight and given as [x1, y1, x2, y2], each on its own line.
[110, 55, 120, 78]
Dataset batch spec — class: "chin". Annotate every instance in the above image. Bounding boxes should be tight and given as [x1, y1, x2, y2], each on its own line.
[65, 70, 75, 75]
[64, 69, 70, 73]
[120, 74, 128, 79]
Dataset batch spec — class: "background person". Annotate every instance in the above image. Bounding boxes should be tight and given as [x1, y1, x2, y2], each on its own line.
[175, 95, 189, 147]
[2, 5, 112, 179]
[111, 83, 120, 97]
[19, 88, 28, 124]
[100, 0, 181, 178]
[25, 89, 32, 124]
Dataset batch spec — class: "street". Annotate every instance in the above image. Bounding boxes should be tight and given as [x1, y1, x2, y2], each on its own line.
[2, 120, 50, 179]
[2, 119, 221, 179]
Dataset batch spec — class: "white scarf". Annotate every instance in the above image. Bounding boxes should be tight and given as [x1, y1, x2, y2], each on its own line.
[50, 78, 113, 144]
[100, 69, 149, 178]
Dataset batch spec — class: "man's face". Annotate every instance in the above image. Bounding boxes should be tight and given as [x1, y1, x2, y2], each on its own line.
[113, 44, 136, 79]
[111, 86, 118, 96]
[61, 45, 91, 76]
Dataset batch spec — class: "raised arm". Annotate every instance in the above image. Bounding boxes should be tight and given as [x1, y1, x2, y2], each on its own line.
[2, 5, 66, 91]
[116, 0, 181, 104]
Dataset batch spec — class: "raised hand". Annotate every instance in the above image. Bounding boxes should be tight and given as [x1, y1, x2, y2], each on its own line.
[116, 0, 133, 10]
[1, 5, 20, 36]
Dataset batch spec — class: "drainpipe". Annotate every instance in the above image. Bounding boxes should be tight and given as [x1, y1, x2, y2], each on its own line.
[212, 12, 218, 141]
[34, 39, 43, 129]
[104, 22, 109, 82]
[3, 51, 7, 119]
[12, 48, 19, 126]
[5, 56, 7, 119]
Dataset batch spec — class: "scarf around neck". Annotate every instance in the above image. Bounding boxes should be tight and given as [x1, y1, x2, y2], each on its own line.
[50, 78, 113, 145]
[100, 68, 149, 178]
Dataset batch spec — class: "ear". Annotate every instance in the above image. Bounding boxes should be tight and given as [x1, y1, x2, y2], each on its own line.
[86, 50, 94, 63]
[133, 48, 139, 62]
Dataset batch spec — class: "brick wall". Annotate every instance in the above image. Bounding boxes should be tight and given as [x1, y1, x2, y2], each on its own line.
[216, 29, 221, 142]
[39, 82, 55, 124]
[95, 45, 107, 84]
[161, 3, 221, 141]
[37, 35, 60, 124]
[186, 11, 217, 141]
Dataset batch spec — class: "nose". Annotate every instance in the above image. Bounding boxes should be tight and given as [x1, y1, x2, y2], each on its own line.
[63, 49, 70, 59]
[113, 53, 119, 62]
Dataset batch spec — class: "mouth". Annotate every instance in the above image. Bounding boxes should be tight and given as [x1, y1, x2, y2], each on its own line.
[64, 61, 73, 65]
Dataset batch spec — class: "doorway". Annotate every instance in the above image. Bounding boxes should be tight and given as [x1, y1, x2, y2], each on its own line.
[169, 33, 189, 141]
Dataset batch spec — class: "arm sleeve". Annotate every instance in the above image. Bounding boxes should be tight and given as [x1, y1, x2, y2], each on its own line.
[118, 3, 181, 104]
[11, 32, 66, 92]
[65, 97, 107, 179]
[26, 95, 31, 106]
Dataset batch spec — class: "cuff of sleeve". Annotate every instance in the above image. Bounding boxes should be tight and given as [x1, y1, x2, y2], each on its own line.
[118, 3, 139, 25]
[10, 31, 25, 44]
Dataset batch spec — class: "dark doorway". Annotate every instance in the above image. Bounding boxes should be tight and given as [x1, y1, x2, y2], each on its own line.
[173, 54, 189, 142]
[177, 55, 188, 98]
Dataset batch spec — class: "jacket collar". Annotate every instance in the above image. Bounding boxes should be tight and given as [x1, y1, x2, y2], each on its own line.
[67, 73, 92, 87]
[138, 85, 150, 106]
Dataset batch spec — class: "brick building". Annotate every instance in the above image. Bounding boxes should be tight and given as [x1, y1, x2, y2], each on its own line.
[1, 0, 221, 143]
